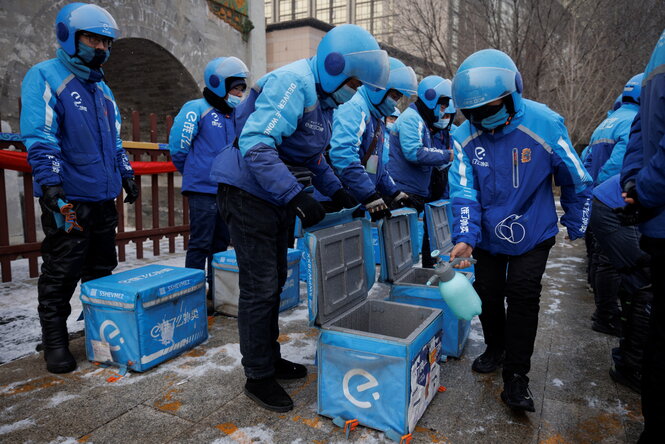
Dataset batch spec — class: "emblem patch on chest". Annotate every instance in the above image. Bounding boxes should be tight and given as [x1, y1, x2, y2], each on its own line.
[521, 148, 531, 163]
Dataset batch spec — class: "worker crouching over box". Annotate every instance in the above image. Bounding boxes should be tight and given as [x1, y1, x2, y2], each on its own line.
[80, 265, 208, 372]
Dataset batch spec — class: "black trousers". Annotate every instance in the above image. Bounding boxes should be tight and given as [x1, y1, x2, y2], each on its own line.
[38, 199, 118, 346]
[638, 236, 665, 443]
[217, 185, 290, 379]
[472, 237, 556, 382]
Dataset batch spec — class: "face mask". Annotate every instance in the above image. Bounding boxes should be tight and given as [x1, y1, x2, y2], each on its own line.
[331, 84, 356, 105]
[77, 43, 109, 68]
[377, 96, 398, 117]
[386, 122, 394, 131]
[480, 105, 510, 130]
[225, 94, 242, 108]
[433, 116, 451, 129]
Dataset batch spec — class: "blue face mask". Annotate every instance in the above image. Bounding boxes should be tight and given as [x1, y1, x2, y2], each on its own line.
[77, 43, 109, 68]
[377, 96, 398, 117]
[433, 116, 451, 129]
[385, 122, 394, 131]
[225, 94, 242, 108]
[480, 105, 510, 130]
[331, 84, 356, 105]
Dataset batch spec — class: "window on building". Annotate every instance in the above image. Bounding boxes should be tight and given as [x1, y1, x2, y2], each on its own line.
[278, 0, 309, 22]
[265, 0, 273, 24]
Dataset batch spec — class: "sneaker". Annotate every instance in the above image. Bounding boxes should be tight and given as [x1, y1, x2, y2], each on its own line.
[592, 319, 621, 337]
[501, 374, 535, 412]
[275, 358, 307, 380]
[609, 365, 641, 394]
[244, 377, 294, 412]
[471, 347, 505, 373]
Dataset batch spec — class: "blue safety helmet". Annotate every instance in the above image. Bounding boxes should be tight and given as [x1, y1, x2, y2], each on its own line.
[366, 58, 417, 105]
[417, 76, 452, 111]
[316, 24, 389, 93]
[622, 73, 644, 104]
[55, 3, 119, 56]
[452, 49, 523, 112]
[612, 93, 623, 112]
[444, 98, 456, 115]
[204, 57, 249, 98]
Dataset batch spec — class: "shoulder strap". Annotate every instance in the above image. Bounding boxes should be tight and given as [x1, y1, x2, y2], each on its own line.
[361, 117, 384, 166]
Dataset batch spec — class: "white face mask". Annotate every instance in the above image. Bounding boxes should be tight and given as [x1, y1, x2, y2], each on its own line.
[433, 116, 451, 129]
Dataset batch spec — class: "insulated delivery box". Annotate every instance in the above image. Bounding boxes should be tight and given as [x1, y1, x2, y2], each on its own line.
[80, 265, 208, 372]
[302, 209, 443, 439]
[212, 248, 301, 316]
[378, 206, 474, 359]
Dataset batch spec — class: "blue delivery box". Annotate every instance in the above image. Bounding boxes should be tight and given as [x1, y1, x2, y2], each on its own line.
[80, 265, 208, 372]
[212, 248, 301, 316]
[302, 209, 443, 439]
[378, 207, 474, 359]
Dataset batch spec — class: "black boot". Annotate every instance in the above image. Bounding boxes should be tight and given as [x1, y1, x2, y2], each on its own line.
[275, 358, 307, 379]
[471, 346, 505, 373]
[501, 374, 535, 412]
[41, 319, 77, 373]
[40, 317, 76, 374]
[244, 377, 294, 412]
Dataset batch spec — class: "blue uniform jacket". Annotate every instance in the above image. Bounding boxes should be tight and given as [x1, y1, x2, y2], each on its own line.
[593, 174, 626, 209]
[209, 58, 342, 206]
[621, 29, 665, 238]
[328, 87, 398, 202]
[584, 103, 639, 185]
[21, 58, 133, 201]
[387, 104, 451, 198]
[449, 99, 592, 255]
[169, 99, 235, 195]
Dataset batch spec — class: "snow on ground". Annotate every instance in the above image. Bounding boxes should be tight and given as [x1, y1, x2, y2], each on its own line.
[0, 238, 187, 364]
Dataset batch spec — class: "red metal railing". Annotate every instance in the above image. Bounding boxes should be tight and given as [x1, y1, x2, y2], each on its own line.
[0, 110, 190, 283]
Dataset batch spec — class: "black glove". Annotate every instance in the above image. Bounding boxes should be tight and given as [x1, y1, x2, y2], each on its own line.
[288, 191, 326, 228]
[122, 177, 139, 204]
[42, 185, 66, 213]
[363, 192, 391, 222]
[390, 191, 424, 213]
[331, 188, 358, 209]
[613, 180, 658, 226]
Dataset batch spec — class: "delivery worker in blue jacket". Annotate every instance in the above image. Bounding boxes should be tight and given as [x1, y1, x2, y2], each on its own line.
[169, 57, 248, 298]
[328, 57, 418, 220]
[583, 74, 643, 336]
[448, 49, 592, 412]
[585, 74, 643, 186]
[210, 24, 389, 412]
[388, 75, 455, 267]
[619, 28, 665, 443]
[590, 174, 652, 395]
[20, 3, 138, 374]
[382, 107, 400, 167]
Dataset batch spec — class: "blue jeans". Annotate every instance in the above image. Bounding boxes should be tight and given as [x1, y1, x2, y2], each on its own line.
[217, 185, 290, 379]
[185, 193, 230, 286]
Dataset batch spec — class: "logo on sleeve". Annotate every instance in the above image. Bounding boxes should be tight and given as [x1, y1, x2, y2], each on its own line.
[472, 146, 488, 167]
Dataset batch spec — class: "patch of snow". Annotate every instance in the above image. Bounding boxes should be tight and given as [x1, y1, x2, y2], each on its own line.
[545, 298, 561, 314]
[552, 378, 564, 387]
[211, 425, 275, 444]
[0, 418, 35, 435]
[48, 438, 79, 444]
[46, 392, 79, 408]
[279, 332, 317, 366]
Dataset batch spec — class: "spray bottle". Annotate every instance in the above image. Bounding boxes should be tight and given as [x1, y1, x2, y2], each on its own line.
[426, 250, 482, 321]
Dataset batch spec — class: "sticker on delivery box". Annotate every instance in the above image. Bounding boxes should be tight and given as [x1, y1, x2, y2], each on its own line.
[91, 340, 113, 362]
